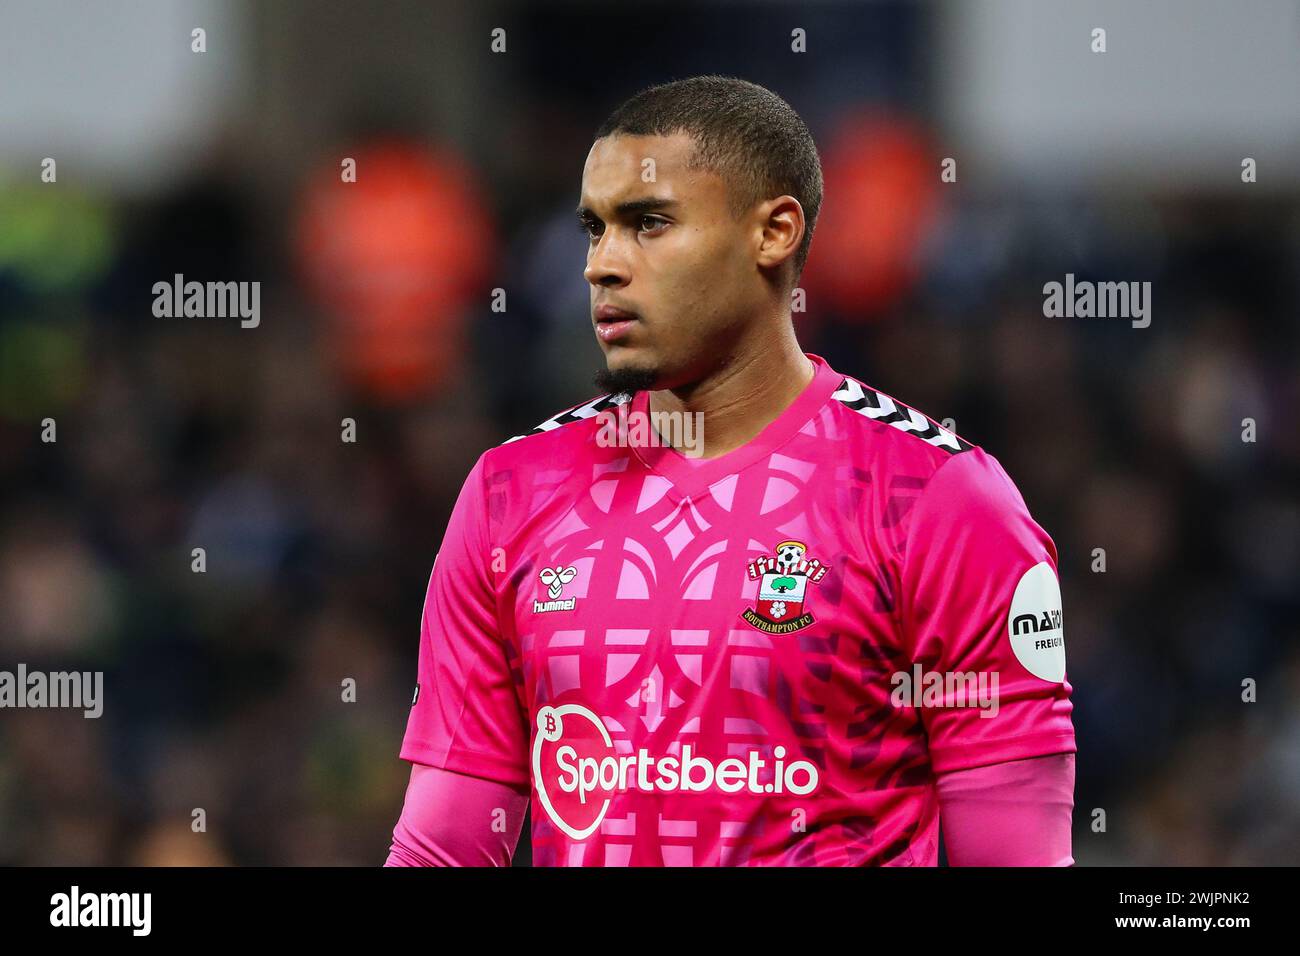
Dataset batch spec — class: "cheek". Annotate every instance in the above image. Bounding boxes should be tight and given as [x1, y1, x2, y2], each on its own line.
[644, 226, 747, 337]
[665, 227, 740, 291]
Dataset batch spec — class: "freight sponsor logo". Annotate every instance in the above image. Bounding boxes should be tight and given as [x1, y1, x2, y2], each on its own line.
[1008, 561, 1067, 682]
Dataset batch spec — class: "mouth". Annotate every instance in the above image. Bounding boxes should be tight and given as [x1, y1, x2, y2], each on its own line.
[593, 304, 640, 344]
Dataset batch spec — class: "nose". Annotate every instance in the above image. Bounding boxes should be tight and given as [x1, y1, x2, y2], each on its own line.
[583, 231, 631, 289]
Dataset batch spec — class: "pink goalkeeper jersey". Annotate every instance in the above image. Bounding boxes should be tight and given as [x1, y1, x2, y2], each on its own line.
[400, 352, 1075, 866]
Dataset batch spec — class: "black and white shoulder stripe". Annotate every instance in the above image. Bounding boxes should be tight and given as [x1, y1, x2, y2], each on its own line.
[500, 392, 632, 445]
[831, 377, 972, 455]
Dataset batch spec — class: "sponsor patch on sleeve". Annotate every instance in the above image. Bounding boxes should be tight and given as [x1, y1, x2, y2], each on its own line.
[1008, 561, 1066, 682]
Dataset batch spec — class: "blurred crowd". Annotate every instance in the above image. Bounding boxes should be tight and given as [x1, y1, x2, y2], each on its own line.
[2, 146, 1296, 865]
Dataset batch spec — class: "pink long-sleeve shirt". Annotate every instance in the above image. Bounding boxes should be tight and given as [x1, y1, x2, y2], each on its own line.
[391, 353, 1076, 865]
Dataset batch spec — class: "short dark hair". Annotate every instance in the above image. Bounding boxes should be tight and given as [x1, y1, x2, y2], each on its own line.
[594, 75, 823, 282]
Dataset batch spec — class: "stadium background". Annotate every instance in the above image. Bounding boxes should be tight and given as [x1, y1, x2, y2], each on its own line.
[0, 0, 1297, 865]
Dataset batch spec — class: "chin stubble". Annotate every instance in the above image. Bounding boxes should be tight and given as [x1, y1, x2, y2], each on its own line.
[593, 365, 661, 397]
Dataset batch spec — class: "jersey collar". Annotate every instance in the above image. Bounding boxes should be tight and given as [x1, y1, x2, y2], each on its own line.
[626, 352, 841, 502]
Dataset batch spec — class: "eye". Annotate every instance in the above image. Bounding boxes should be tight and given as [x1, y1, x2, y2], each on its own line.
[639, 215, 669, 234]
[577, 217, 603, 240]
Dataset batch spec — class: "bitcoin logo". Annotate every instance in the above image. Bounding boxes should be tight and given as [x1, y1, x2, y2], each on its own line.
[537, 707, 563, 741]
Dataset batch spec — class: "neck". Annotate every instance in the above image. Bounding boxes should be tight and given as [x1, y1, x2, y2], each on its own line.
[647, 320, 815, 459]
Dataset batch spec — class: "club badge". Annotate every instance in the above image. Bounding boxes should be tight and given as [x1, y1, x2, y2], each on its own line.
[740, 540, 827, 634]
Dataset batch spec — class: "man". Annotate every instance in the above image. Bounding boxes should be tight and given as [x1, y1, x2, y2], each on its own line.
[386, 76, 1075, 866]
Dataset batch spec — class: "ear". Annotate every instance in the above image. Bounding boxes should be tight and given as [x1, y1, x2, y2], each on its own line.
[754, 195, 804, 276]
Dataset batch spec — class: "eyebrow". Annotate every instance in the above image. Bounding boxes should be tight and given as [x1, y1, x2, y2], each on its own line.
[576, 197, 679, 221]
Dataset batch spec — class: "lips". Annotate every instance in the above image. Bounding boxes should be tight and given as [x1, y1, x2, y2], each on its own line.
[594, 304, 639, 343]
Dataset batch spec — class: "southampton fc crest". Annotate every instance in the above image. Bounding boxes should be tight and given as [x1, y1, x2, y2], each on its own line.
[740, 540, 828, 634]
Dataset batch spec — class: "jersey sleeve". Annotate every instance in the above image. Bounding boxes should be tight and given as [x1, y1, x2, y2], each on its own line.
[399, 451, 530, 787]
[385, 763, 529, 866]
[936, 752, 1075, 866]
[898, 446, 1076, 774]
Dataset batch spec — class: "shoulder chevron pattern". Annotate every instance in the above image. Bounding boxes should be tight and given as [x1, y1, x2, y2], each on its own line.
[831, 377, 973, 454]
[501, 392, 632, 445]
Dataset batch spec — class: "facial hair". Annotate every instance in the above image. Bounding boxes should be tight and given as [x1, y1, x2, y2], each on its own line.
[593, 364, 660, 396]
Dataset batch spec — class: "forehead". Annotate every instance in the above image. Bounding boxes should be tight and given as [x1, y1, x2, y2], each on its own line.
[580, 131, 724, 208]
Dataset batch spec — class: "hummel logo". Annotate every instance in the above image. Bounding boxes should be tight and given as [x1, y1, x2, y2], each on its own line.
[535, 566, 578, 613]
[539, 566, 577, 599]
